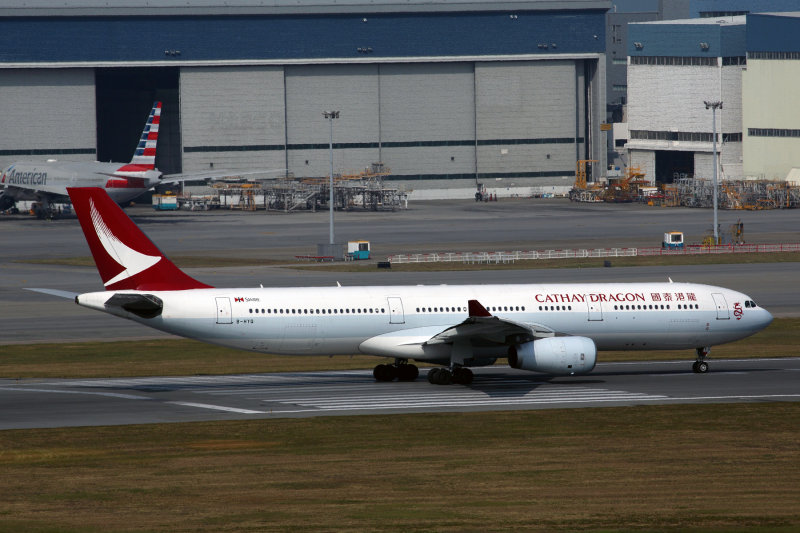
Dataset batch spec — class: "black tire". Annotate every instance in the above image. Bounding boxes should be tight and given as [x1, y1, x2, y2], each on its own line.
[437, 369, 452, 385]
[697, 361, 709, 373]
[692, 361, 700, 373]
[458, 368, 474, 385]
[427, 368, 440, 384]
[397, 364, 419, 382]
[373, 364, 396, 382]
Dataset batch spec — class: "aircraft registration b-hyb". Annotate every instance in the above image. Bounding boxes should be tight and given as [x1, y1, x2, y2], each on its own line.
[30, 187, 773, 385]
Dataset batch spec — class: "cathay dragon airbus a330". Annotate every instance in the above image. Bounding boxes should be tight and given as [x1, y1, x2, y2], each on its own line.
[30, 187, 773, 384]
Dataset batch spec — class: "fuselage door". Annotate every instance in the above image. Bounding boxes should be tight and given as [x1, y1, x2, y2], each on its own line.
[387, 296, 405, 324]
[215, 297, 232, 324]
[711, 293, 729, 320]
[587, 299, 603, 321]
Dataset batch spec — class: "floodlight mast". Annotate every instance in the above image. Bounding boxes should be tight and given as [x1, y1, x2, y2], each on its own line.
[322, 110, 340, 245]
[704, 100, 723, 245]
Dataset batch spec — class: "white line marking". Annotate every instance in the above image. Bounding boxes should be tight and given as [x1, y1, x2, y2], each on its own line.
[0, 387, 150, 400]
[168, 402, 264, 414]
[265, 394, 800, 413]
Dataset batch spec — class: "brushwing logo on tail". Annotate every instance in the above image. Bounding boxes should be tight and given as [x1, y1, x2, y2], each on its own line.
[90, 198, 161, 286]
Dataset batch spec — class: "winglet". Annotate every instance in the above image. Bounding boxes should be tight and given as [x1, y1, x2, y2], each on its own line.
[468, 299, 492, 317]
[67, 187, 212, 291]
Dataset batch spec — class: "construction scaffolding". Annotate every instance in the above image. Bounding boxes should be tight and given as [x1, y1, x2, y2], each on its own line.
[184, 163, 408, 212]
[676, 178, 800, 210]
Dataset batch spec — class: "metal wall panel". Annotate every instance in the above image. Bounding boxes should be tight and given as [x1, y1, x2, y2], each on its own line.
[0, 68, 95, 168]
[180, 66, 286, 173]
[475, 60, 577, 180]
[379, 63, 475, 179]
[285, 64, 379, 178]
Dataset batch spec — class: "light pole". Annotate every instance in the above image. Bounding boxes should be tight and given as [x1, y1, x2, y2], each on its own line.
[704, 100, 722, 245]
[322, 110, 339, 245]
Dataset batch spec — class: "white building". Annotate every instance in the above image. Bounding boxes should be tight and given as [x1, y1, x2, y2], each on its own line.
[742, 12, 800, 181]
[625, 17, 745, 184]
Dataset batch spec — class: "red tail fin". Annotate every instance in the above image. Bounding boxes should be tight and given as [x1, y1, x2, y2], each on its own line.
[67, 187, 212, 291]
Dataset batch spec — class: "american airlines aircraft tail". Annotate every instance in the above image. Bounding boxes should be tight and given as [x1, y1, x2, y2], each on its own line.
[36, 187, 773, 385]
[0, 101, 164, 216]
[113, 100, 161, 177]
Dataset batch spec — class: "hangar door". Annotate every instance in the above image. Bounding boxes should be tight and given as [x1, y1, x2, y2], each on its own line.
[285, 64, 380, 179]
[655, 150, 694, 184]
[180, 66, 286, 175]
[475, 60, 577, 179]
[96, 67, 180, 175]
[379, 63, 476, 179]
[0, 69, 96, 170]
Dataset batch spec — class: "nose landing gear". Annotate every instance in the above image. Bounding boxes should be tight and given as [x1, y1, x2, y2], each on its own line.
[693, 347, 710, 373]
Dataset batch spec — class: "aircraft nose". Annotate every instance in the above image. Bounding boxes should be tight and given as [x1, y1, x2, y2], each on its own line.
[759, 308, 774, 329]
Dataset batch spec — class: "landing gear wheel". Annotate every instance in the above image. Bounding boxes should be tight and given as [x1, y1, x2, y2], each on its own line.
[695, 361, 709, 374]
[397, 364, 419, 382]
[427, 368, 452, 385]
[373, 364, 398, 382]
[452, 367, 474, 385]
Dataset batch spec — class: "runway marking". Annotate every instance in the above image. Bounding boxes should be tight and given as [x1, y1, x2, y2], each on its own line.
[168, 401, 265, 414]
[258, 386, 667, 411]
[0, 386, 150, 401]
[263, 393, 800, 414]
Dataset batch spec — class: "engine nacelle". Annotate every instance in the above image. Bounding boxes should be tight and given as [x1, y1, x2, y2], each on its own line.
[508, 336, 597, 375]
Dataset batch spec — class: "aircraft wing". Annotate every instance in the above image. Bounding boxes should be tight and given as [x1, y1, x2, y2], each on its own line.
[158, 168, 288, 185]
[359, 299, 554, 359]
[425, 299, 554, 347]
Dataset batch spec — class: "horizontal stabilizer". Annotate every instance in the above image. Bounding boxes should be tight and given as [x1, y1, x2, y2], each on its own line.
[25, 288, 79, 300]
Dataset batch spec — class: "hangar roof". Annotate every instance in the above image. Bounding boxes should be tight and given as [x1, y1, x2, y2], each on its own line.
[0, 0, 610, 17]
[0, 0, 608, 65]
[628, 16, 746, 57]
[747, 12, 800, 53]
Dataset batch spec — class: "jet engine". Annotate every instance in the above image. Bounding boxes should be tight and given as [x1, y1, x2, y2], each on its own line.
[0, 193, 16, 211]
[508, 336, 597, 375]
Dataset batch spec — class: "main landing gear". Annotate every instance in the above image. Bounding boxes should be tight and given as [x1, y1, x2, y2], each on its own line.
[693, 347, 710, 374]
[373, 359, 419, 382]
[427, 366, 473, 385]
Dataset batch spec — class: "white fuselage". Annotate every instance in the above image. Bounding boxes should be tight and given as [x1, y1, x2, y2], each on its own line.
[0, 161, 160, 205]
[76, 281, 773, 360]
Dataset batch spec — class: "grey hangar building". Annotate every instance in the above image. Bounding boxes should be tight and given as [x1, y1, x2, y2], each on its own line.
[0, 0, 609, 198]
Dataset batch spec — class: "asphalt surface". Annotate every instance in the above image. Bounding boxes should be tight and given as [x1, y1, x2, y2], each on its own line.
[1, 358, 799, 429]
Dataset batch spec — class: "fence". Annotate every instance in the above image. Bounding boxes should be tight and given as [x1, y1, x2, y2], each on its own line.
[386, 243, 800, 264]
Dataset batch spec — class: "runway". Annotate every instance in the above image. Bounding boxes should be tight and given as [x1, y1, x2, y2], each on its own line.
[2, 357, 799, 429]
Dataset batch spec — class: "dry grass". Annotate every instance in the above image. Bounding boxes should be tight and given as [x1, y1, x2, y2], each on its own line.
[1, 319, 796, 379]
[0, 404, 798, 531]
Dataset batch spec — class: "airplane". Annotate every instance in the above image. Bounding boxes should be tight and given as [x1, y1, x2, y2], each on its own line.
[28, 186, 773, 385]
[0, 101, 164, 218]
[0, 101, 283, 218]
